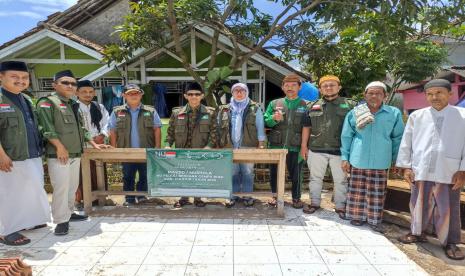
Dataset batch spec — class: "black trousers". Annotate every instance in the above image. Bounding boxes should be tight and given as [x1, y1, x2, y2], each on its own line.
[270, 151, 303, 200]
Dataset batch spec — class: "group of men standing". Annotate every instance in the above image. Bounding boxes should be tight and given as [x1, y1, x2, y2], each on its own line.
[0, 60, 464, 260]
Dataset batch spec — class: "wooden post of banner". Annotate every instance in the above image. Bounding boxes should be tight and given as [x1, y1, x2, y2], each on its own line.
[276, 152, 287, 217]
[81, 154, 92, 214]
[95, 161, 106, 207]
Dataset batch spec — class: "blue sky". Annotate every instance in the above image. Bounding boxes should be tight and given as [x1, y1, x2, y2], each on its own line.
[0, 0, 77, 44]
[0, 0, 287, 45]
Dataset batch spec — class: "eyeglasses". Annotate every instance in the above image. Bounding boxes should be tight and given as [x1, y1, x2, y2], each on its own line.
[59, 81, 77, 87]
[125, 92, 141, 96]
[320, 84, 337, 89]
[187, 93, 202, 97]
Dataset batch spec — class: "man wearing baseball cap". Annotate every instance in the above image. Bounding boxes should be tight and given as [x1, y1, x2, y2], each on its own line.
[109, 84, 162, 205]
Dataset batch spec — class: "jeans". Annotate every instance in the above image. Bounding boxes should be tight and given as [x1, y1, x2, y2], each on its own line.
[122, 163, 147, 203]
[232, 163, 254, 200]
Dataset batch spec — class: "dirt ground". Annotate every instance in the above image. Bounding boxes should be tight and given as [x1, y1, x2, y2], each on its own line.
[79, 184, 465, 276]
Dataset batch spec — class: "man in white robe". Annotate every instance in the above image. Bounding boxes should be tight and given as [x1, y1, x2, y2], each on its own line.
[75, 80, 110, 204]
[0, 61, 51, 246]
[396, 78, 465, 260]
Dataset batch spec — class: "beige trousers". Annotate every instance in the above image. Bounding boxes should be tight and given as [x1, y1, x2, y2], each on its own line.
[48, 158, 81, 224]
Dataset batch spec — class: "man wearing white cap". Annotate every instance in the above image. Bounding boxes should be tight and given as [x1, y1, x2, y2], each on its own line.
[340, 81, 404, 232]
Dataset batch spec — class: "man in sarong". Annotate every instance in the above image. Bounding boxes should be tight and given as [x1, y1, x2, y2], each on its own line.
[397, 79, 465, 260]
[341, 81, 404, 232]
[0, 61, 50, 246]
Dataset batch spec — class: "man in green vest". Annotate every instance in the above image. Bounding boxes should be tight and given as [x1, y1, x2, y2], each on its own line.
[109, 84, 162, 205]
[165, 82, 218, 208]
[37, 70, 104, 236]
[0, 61, 50, 246]
[300, 75, 355, 218]
[264, 74, 307, 209]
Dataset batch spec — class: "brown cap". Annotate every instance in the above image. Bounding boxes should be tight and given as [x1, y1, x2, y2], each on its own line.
[319, 75, 340, 86]
[282, 74, 302, 85]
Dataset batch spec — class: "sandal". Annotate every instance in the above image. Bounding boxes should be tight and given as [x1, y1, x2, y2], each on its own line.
[268, 196, 277, 207]
[292, 199, 304, 209]
[0, 232, 31, 246]
[194, 199, 206, 207]
[350, 220, 365, 226]
[303, 205, 320, 214]
[174, 198, 190, 208]
[444, 244, 465, 260]
[243, 197, 255, 207]
[335, 209, 347, 220]
[225, 199, 236, 208]
[398, 232, 427, 244]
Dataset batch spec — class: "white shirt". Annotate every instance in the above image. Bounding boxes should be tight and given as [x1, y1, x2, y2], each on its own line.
[396, 105, 465, 184]
[78, 100, 110, 138]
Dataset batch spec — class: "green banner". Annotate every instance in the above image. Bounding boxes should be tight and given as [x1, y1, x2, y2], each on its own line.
[147, 149, 233, 198]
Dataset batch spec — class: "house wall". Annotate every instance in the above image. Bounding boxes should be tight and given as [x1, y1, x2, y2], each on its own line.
[72, 0, 130, 46]
[401, 85, 459, 113]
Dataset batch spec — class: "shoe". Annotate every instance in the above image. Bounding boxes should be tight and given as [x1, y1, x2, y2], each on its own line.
[398, 233, 427, 244]
[335, 209, 348, 220]
[369, 224, 385, 234]
[292, 199, 304, 209]
[69, 213, 88, 222]
[225, 199, 236, 208]
[123, 201, 135, 207]
[350, 220, 365, 226]
[54, 222, 69, 236]
[444, 244, 465, 260]
[303, 205, 320, 214]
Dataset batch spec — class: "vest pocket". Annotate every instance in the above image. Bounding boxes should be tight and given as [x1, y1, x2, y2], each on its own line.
[269, 130, 282, 144]
[199, 123, 210, 133]
[7, 117, 19, 127]
[144, 116, 154, 128]
[175, 125, 186, 133]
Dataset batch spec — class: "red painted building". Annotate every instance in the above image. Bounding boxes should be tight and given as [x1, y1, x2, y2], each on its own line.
[396, 66, 465, 114]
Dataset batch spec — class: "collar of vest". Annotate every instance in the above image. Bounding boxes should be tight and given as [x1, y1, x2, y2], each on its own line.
[178, 104, 208, 115]
[51, 92, 73, 103]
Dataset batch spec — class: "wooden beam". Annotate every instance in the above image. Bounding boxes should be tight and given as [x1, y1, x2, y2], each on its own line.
[196, 50, 222, 67]
[191, 28, 197, 67]
[140, 57, 146, 84]
[59, 43, 65, 60]
[10, 58, 101, 64]
[0, 30, 48, 59]
[242, 62, 247, 83]
[46, 30, 103, 60]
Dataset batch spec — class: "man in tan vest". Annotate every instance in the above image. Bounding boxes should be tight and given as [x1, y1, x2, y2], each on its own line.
[109, 84, 162, 205]
[165, 82, 218, 208]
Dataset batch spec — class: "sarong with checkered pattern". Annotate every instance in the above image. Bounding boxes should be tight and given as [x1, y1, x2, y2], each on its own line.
[345, 167, 387, 226]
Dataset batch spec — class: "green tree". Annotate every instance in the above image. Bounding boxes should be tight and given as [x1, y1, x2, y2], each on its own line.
[104, 0, 323, 106]
[292, 0, 464, 100]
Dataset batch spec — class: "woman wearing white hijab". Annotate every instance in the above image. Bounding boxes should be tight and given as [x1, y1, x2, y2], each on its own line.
[217, 83, 266, 207]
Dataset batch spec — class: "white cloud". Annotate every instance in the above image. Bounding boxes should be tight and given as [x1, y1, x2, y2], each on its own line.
[0, 0, 77, 7]
[0, 11, 44, 19]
